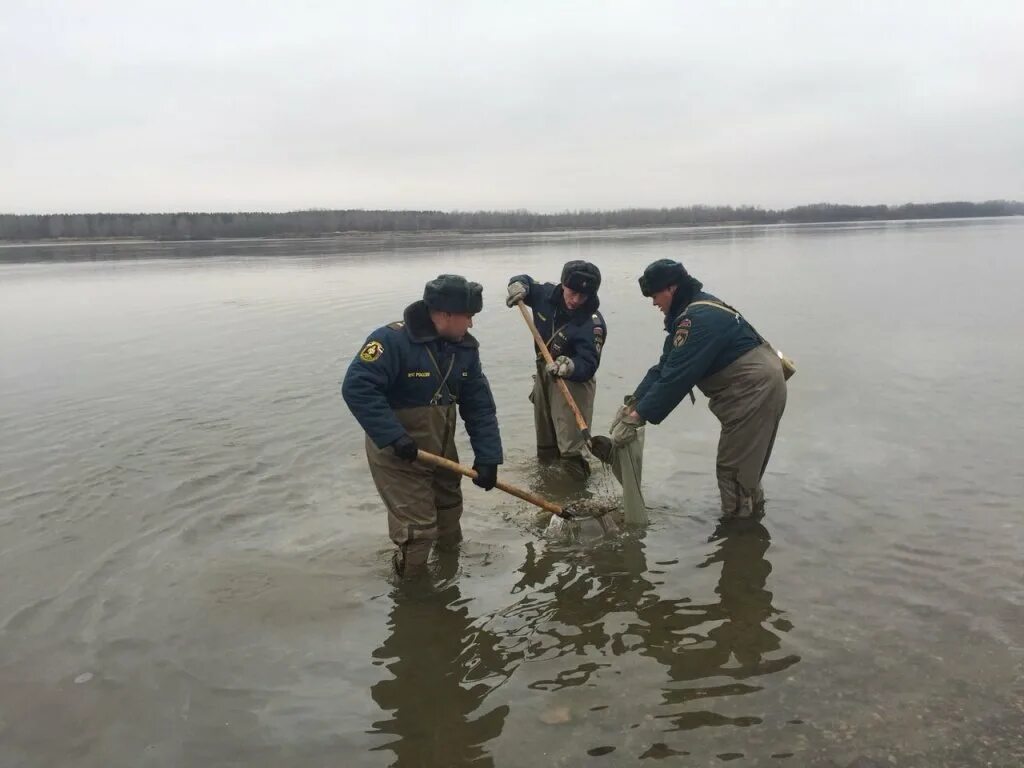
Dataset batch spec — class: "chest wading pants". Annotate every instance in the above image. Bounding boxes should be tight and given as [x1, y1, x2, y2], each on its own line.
[698, 343, 787, 518]
[365, 404, 462, 570]
[531, 362, 596, 469]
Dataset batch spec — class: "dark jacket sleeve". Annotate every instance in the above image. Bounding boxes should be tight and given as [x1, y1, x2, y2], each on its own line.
[341, 328, 407, 449]
[633, 330, 670, 401]
[633, 357, 664, 402]
[565, 316, 605, 382]
[458, 352, 504, 465]
[635, 314, 729, 424]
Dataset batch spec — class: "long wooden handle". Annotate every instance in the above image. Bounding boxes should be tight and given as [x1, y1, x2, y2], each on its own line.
[515, 301, 592, 442]
[415, 449, 570, 518]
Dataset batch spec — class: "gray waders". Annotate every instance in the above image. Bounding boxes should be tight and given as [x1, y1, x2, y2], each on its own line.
[365, 404, 462, 576]
[697, 342, 787, 519]
[530, 362, 596, 478]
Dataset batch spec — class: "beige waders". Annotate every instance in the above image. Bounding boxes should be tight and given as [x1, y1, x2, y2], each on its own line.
[531, 362, 596, 477]
[697, 343, 787, 519]
[366, 404, 462, 575]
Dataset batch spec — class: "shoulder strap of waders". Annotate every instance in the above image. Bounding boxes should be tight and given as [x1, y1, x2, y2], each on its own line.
[678, 300, 751, 406]
[424, 345, 457, 405]
[685, 299, 741, 319]
[683, 299, 793, 380]
[685, 300, 767, 344]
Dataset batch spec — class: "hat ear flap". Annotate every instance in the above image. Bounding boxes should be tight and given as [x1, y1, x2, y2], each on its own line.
[467, 282, 483, 313]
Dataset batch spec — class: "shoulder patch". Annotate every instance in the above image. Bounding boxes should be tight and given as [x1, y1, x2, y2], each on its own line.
[359, 340, 385, 362]
[676, 317, 692, 329]
[673, 327, 689, 348]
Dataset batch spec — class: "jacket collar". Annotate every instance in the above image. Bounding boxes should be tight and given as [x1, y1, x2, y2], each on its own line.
[403, 300, 479, 349]
[663, 280, 706, 331]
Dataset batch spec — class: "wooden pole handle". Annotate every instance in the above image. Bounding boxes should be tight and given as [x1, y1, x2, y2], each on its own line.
[515, 301, 592, 442]
[415, 449, 569, 518]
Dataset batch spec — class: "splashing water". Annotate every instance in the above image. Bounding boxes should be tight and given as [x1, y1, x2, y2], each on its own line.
[543, 498, 620, 543]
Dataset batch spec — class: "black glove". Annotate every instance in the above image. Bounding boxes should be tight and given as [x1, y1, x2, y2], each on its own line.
[472, 463, 498, 491]
[390, 434, 418, 462]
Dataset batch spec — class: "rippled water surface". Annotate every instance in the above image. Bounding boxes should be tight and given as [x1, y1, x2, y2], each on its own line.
[1, 220, 1022, 767]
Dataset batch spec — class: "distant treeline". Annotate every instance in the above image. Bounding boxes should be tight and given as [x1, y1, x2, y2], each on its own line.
[2, 200, 1022, 242]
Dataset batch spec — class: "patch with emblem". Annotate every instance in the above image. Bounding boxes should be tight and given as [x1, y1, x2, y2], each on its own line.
[677, 318, 692, 328]
[359, 340, 384, 362]
[673, 327, 689, 348]
[594, 326, 604, 336]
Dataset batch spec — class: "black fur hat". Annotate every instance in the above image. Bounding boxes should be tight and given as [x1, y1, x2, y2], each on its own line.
[560, 260, 601, 294]
[423, 274, 484, 313]
[638, 259, 688, 296]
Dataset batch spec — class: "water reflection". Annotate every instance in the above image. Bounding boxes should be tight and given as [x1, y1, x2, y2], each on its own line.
[369, 557, 512, 768]
[507, 519, 799, 737]
[509, 540, 653, 673]
[369, 519, 798, 764]
[645, 519, 800, 731]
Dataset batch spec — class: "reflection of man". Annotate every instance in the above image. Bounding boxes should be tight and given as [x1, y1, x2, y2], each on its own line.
[370, 582, 510, 767]
[503, 523, 798, 748]
[506, 260, 606, 479]
[701, 520, 796, 674]
[510, 538, 654, 665]
[641, 520, 799, 730]
[510, 522, 796, 728]
[342, 274, 504, 578]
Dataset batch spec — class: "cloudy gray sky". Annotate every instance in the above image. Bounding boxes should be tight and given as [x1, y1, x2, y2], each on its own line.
[2, 0, 1022, 214]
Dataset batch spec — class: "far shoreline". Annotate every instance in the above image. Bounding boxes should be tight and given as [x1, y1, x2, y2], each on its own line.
[1, 214, 1021, 250]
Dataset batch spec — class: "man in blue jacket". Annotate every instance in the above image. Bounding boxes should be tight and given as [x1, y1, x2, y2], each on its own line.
[342, 274, 504, 577]
[613, 259, 787, 519]
[506, 260, 606, 478]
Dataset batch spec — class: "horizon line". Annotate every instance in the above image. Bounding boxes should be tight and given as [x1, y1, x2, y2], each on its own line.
[3, 198, 1023, 218]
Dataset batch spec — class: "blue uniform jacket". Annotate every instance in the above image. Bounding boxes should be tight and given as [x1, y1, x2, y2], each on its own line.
[634, 290, 762, 424]
[341, 301, 504, 464]
[509, 276, 607, 382]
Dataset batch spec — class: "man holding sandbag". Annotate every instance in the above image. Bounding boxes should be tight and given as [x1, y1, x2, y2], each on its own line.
[613, 259, 789, 520]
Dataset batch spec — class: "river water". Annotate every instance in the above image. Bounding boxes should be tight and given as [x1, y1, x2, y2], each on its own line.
[1, 219, 1022, 767]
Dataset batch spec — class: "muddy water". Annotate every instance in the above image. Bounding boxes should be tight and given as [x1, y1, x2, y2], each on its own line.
[1, 219, 1021, 766]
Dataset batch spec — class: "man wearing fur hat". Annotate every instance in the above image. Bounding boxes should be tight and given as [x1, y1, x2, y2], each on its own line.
[506, 261, 607, 478]
[613, 259, 788, 520]
[342, 274, 503, 577]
